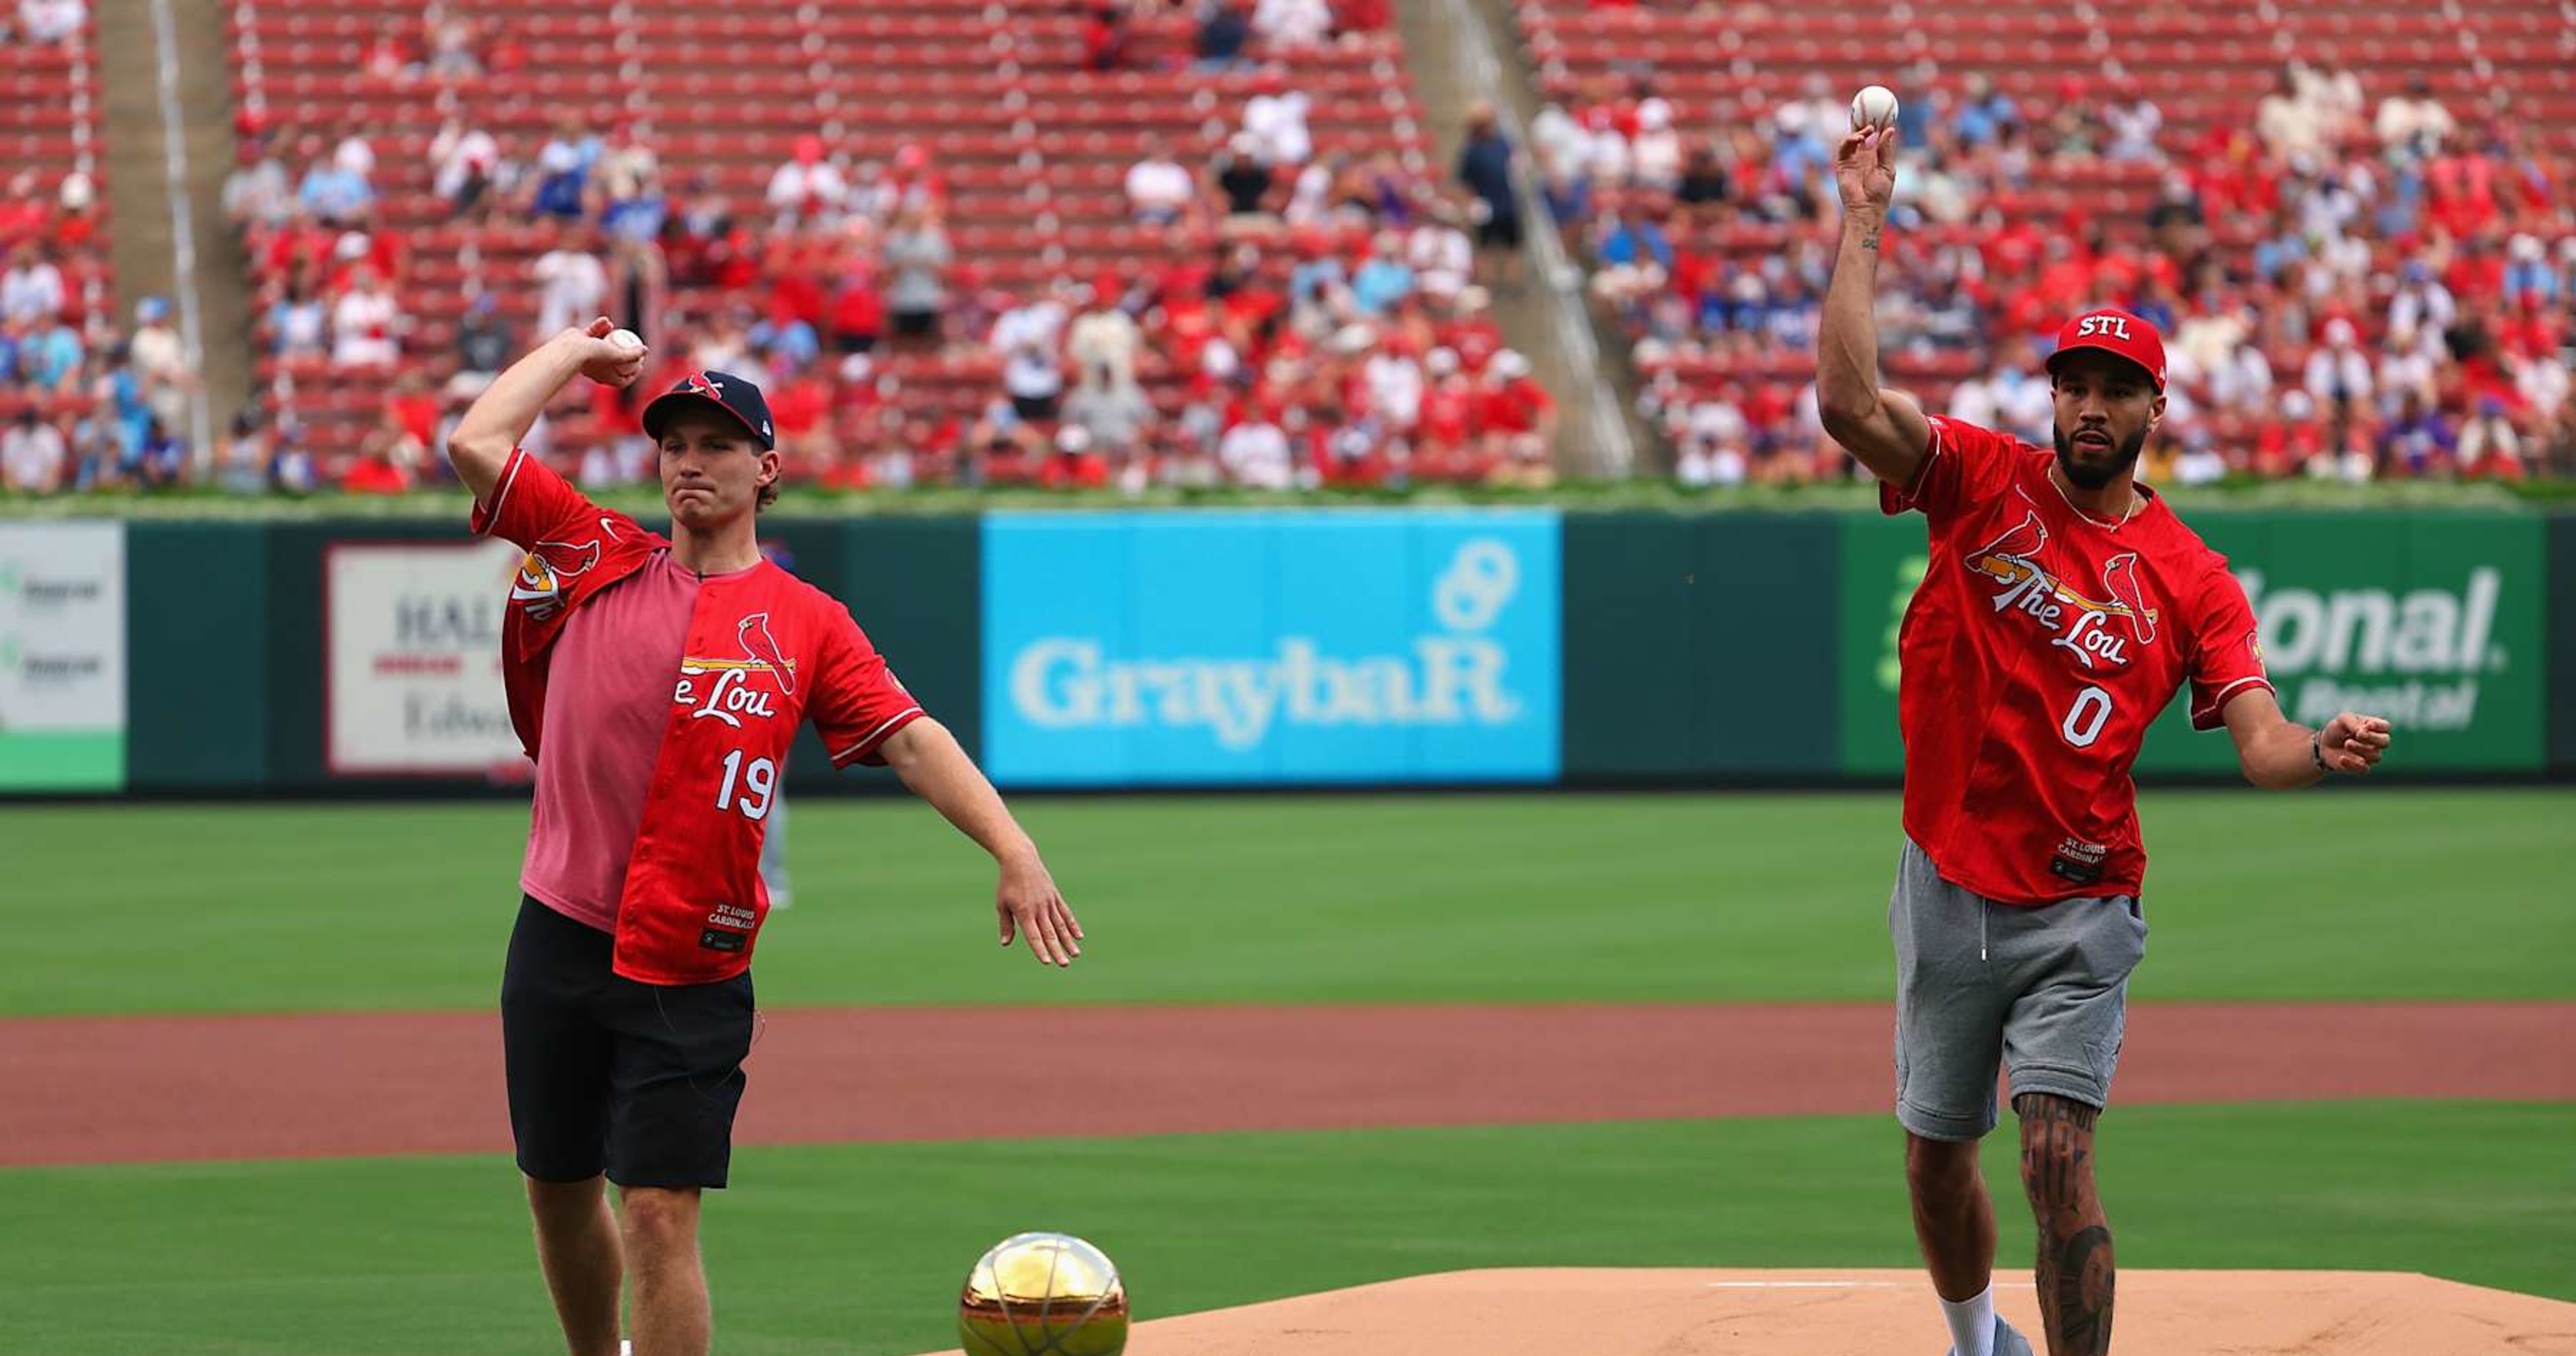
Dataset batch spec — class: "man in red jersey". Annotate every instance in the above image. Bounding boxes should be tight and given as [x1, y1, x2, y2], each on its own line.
[1819, 125, 2390, 1356]
[445, 318, 1085, 1356]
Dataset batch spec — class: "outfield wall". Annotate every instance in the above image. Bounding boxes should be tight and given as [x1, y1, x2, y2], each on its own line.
[2, 509, 2566, 793]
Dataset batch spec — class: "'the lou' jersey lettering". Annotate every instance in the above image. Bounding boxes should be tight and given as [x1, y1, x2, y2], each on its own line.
[1879, 417, 2272, 904]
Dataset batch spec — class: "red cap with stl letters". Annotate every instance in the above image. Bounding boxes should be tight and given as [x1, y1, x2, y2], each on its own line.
[2045, 308, 2167, 391]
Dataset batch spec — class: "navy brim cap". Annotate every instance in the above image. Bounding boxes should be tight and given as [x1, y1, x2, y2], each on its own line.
[641, 370, 776, 450]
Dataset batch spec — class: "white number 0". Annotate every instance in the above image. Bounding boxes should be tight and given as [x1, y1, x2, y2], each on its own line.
[715, 749, 777, 821]
[2061, 686, 2114, 748]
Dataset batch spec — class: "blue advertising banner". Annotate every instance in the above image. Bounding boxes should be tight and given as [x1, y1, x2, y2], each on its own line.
[982, 510, 1561, 786]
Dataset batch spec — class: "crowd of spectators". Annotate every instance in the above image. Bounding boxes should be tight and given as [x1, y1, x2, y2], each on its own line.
[1539, 62, 2574, 485]
[0, 75, 211, 498]
[178, 3, 1550, 498]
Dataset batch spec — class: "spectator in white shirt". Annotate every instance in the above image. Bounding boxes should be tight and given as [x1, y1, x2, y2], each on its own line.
[991, 290, 1070, 420]
[129, 296, 195, 433]
[1, 244, 66, 327]
[2173, 433, 2229, 485]
[1405, 217, 1474, 302]
[767, 134, 849, 229]
[2375, 78, 2457, 154]
[329, 266, 403, 369]
[1251, 0, 1330, 48]
[2, 409, 68, 493]
[2302, 318, 2374, 414]
[431, 119, 501, 216]
[1123, 141, 1197, 226]
[2104, 87, 2163, 163]
[1219, 410, 1294, 489]
[529, 222, 608, 340]
[19, 0, 83, 44]
[222, 143, 296, 231]
[1363, 341, 1424, 431]
[2255, 66, 2326, 163]
[1628, 98, 1684, 192]
[1243, 77, 1313, 167]
[1066, 279, 1142, 394]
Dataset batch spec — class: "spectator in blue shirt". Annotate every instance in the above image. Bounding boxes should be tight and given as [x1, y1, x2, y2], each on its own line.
[297, 157, 373, 227]
[1456, 103, 1525, 290]
[1194, 0, 1251, 71]
[1598, 212, 1673, 275]
[1351, 237, 1416, 314]
[26, 319, 83, 393]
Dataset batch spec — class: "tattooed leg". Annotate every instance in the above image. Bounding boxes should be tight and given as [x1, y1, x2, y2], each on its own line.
[2015, 1093, 2113, 1355]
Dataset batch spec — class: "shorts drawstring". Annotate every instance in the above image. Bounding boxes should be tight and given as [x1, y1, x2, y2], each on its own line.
[1980, 898, 1990, 963]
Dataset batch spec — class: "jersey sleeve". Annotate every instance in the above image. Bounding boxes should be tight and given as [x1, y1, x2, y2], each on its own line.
[2186, 566, 2276, 729]
[1879, 415, 2020, 526]
[809, 607, 926, 768]
[468, 445, 600, 549]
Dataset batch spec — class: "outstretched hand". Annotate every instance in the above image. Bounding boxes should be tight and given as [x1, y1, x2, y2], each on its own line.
[997, 854, 1085, 968]
[2316, 711, 2392, 775]
[1834, 126, 1899, 218]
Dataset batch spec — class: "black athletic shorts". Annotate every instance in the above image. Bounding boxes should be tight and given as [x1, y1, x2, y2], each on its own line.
[499, 896, 756, 1189]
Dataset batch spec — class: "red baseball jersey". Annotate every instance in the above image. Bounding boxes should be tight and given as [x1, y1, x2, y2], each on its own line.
[473, 446, 923, 982]
[1881, 416, 2272, 904]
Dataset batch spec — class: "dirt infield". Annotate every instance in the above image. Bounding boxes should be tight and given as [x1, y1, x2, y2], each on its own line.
[3, 1001, 2570, 1167]
[896, 1267, 2576, 1356]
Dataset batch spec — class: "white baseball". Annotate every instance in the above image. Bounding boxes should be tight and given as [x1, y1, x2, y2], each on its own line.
[606, 327, 646, 357]
[1851, 85, 1900, 132]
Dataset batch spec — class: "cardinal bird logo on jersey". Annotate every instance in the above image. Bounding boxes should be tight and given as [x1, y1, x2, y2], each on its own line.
[1963, 511, 2160, 669]
[509, 523, 614, 621]
[674, 612, 799, 727]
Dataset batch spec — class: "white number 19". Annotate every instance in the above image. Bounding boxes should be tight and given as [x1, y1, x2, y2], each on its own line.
[715, 749, 777, 820]
[2061, 685, 2114, 749]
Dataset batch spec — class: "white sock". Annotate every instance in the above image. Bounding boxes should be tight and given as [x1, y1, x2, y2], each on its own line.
[1939, 1283, 1996, 1356]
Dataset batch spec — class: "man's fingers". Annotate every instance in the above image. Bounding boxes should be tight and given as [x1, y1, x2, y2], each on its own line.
[1051, 899, 1083, 957]
[1031, 909, 1069, 967]
[999, 907, 1017, 946]
[584, 316, 613, 337]
[1059, 898, 1086, 943]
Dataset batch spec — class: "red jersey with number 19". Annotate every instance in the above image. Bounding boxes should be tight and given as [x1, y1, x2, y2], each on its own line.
[1880, 416, 2273, 904]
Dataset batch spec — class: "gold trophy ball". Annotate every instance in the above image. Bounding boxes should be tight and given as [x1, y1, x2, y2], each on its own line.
[957, 1231, 1129, 1356]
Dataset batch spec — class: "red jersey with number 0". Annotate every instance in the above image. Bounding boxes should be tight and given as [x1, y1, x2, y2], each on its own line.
[1880, 416, 2272, 904]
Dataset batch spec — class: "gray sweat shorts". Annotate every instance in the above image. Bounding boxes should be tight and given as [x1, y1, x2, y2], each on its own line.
[1889, 837, 2148, 1142]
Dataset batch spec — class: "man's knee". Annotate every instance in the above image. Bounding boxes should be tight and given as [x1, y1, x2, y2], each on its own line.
[2014, 1093, 2100, 1212]
[619, 1186, 702, 1258]
[1904, 1130, 1981, 1201]
[525, 1174, 606, 1225]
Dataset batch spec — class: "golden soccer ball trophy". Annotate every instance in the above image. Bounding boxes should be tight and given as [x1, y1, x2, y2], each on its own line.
[957, 1231, 1129, 1356]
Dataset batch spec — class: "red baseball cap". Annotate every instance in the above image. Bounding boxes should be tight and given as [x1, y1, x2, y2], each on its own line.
[2045, 308, 2167, 391]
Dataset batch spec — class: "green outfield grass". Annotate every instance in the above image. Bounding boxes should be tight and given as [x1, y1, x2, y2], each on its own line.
[7, 1102, 2569, 1355]
[6, 790, 2571, 1016]
[8, 789, 2574, 1016]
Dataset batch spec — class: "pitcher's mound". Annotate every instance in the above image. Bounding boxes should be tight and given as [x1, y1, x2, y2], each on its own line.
[910, 1267, 2576, 1355]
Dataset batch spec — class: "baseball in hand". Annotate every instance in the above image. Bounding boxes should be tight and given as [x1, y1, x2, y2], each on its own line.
[1851, 85, 1900, 132]
[606, 328, 646, 357]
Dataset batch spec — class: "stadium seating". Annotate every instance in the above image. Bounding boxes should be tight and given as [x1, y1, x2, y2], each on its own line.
[224, 0, 1449, 479]
[0, 6, 110, 428]
[1516, 0, 2575, 481]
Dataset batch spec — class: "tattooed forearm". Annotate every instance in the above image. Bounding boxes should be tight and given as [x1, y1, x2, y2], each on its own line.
[1860, 224, 1882, 252]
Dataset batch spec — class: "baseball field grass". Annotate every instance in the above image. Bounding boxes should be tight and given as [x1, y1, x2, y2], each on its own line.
[7, 789, 2574, 1016]
[6, 790, 2571, 1355]
[10, 1102, 2572, 1355]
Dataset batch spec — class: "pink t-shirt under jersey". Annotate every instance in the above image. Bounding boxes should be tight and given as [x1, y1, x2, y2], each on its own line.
[521, 550, 757, 931]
